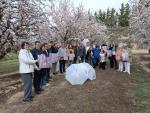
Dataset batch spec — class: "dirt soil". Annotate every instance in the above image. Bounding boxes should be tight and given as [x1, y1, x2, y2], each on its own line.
[0, 68, 136, 113]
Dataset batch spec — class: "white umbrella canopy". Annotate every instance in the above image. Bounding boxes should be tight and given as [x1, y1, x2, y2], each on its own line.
[66, 64, 88, 85]
[65, 63, 96, 85]
[79, 63, 96, 80]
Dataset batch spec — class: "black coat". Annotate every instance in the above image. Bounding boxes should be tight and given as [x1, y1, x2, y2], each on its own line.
[31, 48, 42, 66]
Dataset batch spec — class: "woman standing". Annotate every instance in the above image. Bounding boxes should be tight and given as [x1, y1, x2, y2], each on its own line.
[99, 49, 107, 70]
[67, 44, 74, 66]
[39, 43, 50, 87]
[19, 42, 38, 102]
[116, 45, 123, 72]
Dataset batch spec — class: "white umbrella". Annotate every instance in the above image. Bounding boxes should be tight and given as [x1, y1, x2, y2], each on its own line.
[65, 63, 96, 85]
[66, 64, 88, 85]
[79, 63, 96, 80]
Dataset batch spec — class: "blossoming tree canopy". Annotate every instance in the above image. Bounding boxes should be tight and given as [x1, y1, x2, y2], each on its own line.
[48, 0, 107, 43]
[129, 0, 150, 48]
[0, 0, 107, 58]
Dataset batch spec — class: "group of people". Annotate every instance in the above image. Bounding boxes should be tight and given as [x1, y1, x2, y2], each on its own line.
[81, 41, 131, 74]
[19, 40, 131, 102]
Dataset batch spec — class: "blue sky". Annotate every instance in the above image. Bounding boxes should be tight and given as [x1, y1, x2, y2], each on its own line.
[71, 0, 129, 12]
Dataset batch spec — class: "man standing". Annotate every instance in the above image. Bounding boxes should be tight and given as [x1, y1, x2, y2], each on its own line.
[31, 41, 42, 94]
[92, 45, 100, 68]
[77, 43, 86, 63]
[51, 43, 59, 75]
[58, 43, 68, 73]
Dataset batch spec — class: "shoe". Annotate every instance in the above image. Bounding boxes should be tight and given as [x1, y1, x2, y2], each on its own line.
[49, 78, 53, 81]
[35, 91, 41, 94]
[39, 89, 44, 92]
[128, 72, 131, 75]
[45, 83, 49, 86]
[29, 96, 34, 99]
[23, 99, 32, 102]
[53, 72, 58, 75]
[117, 69, 120, 72]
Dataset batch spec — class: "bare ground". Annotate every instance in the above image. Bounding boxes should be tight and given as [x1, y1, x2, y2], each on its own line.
[0, 68, 136, 113]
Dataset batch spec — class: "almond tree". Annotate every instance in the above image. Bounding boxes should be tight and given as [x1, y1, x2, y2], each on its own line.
[48, 0, 107, 43]
[0, 0, 107, 58]
[0, 0, 53, 58]
[129, 0, 150, 48]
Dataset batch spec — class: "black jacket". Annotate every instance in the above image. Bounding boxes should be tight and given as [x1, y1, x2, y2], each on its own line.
[31, 48, 42, 66]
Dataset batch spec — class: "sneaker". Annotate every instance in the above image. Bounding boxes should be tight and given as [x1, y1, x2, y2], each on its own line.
[49, 78, 53, 81]
[128, 72, 131, 75]
[45, 83, 49, 86]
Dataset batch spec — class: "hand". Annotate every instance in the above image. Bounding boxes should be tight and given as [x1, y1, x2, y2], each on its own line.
[36, 67, 40, 71]
[77, 56, 80, 60]
[35, 60, 39, 63]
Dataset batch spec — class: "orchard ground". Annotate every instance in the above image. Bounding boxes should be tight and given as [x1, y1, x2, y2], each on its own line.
[0, 52, 149, 113]
[0, 51, 150, 113]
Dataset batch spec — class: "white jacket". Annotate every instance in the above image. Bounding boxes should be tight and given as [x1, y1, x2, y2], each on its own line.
[19, 49, 37, 74]
[100, 53, 106, 62]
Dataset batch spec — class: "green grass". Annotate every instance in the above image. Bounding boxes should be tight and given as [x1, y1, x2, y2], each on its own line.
[0, 59, 19, 75]
[0, 53, 18, 75]
[0, 52, 18, 61]
[131, 63, 150, 112]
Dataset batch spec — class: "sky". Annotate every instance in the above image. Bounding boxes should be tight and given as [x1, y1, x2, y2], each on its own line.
[71, 0, 129, 12]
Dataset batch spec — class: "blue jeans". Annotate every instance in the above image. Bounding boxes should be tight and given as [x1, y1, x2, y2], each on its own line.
[21, 73, 32, 100]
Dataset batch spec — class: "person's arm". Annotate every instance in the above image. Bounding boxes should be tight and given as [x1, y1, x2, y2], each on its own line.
[34, 64, 40, 70]
[30, 49, 36, 60]
[58, 48, 63, 59]
[58, 48, 61, 57]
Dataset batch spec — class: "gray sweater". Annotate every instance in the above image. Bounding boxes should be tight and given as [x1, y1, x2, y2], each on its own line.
[58, 47, 68, 59]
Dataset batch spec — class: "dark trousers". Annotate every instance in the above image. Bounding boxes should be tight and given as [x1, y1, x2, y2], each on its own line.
[99, 62, 106, 70]
[33, 70, 42, 92]
[47, 68, 51, 79]
[93, 58, 99, 68]
[110, 55, 118, 69]
[85, 58, 93, 66]
[40, 68, 49, 87]
[73, 57, 77, 64]
[109, 56, 114, 68]
[79, 57, 85, 63]
[59, 60, 65, 73]
[112, 55, 118, 69]
[21, 73, 32, 100]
